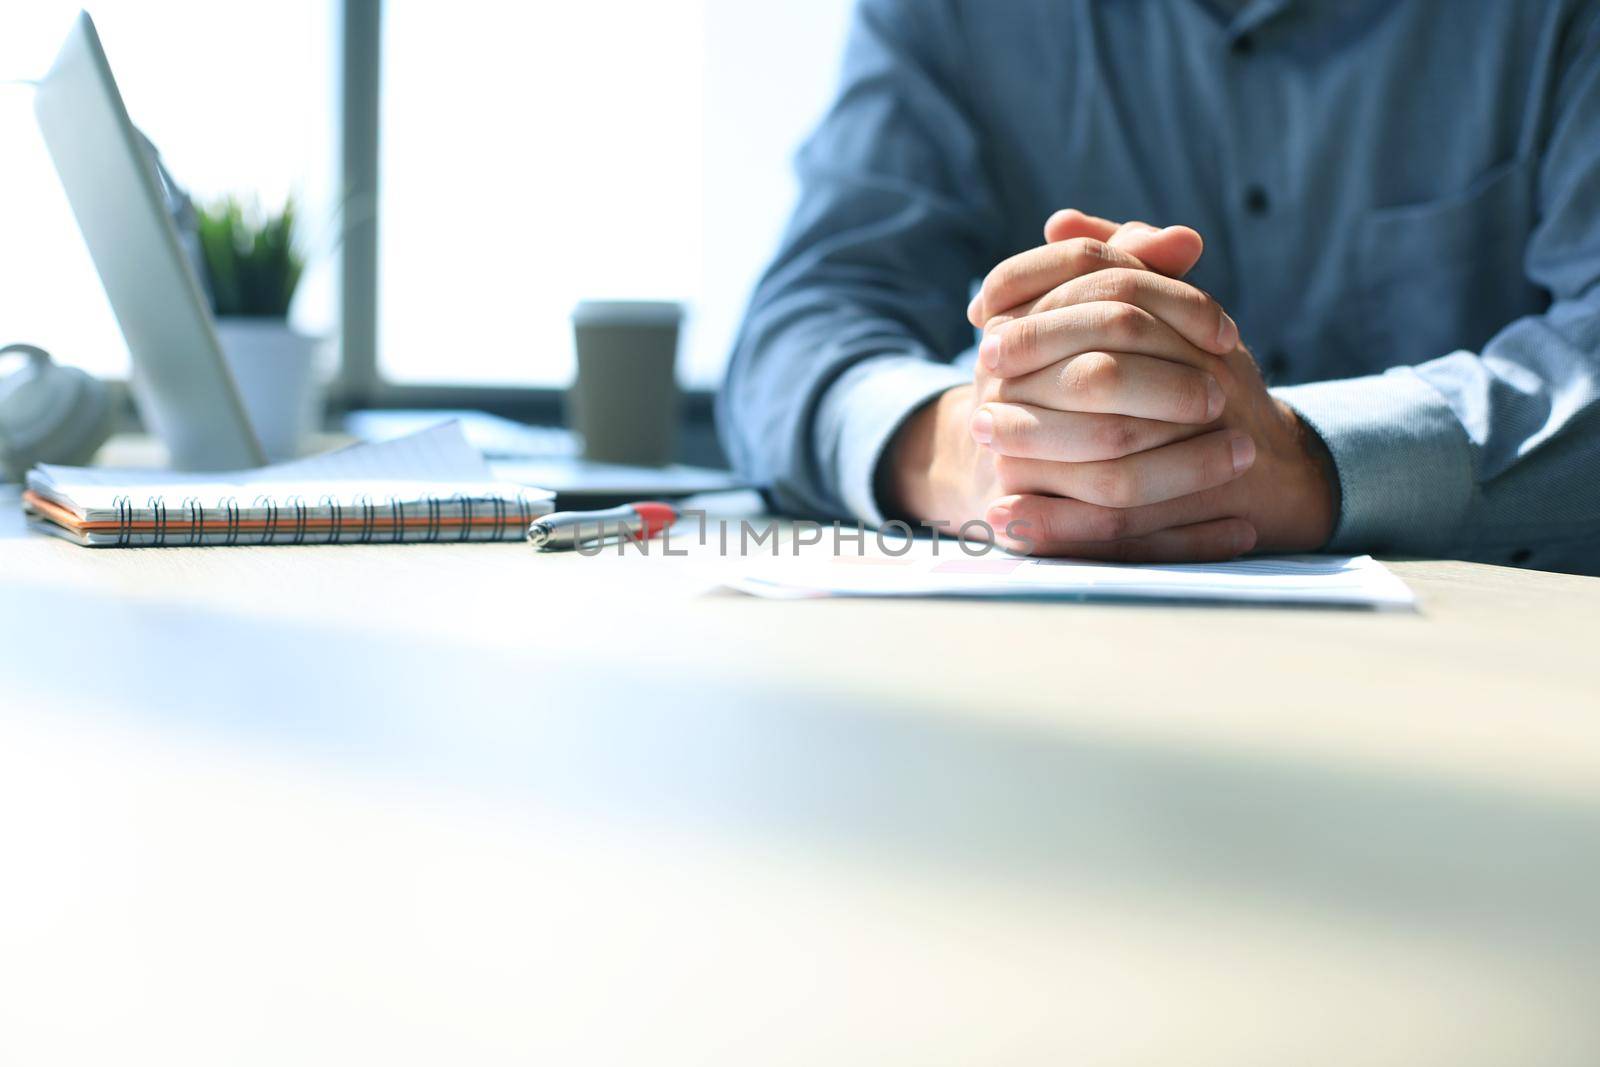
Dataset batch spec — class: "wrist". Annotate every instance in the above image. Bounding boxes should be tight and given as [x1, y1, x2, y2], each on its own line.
[1276, 397, 1341, 549]
[879, 384, 977, 525]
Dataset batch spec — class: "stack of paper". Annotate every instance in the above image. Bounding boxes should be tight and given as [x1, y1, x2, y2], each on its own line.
[730, 551, 1416, 609]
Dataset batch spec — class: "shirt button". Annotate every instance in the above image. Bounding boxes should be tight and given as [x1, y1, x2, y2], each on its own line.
[1509, 548, 1533, 565]
[1244, 185, 1271, 215]
[1232, 34, 1255, 56]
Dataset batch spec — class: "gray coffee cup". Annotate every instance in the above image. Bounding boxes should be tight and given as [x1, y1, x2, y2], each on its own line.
[568, 300, 683, 465]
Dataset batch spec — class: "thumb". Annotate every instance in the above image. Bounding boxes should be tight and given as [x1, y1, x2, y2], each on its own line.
[1042, 208, 1120, 244]
[1044, 210, 1206, 278]
[1105, 220, 1205, 278]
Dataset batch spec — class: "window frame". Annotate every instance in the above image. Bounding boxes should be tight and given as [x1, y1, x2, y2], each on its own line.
[333, 0, 719, 426]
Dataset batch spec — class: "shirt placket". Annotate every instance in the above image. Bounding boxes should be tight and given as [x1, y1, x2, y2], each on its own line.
[1219, 0, 1296, 384]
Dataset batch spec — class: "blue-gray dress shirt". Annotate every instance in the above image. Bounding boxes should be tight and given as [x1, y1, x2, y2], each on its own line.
[717, 0, 1600, 574]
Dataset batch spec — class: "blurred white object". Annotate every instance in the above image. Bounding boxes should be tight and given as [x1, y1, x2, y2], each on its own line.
[32, 11, 264, 469]
[344, 409, 577, 459]
[213, 320, 322, 461]
[344, 408, 745, 505]
[0, 343, 114, 482]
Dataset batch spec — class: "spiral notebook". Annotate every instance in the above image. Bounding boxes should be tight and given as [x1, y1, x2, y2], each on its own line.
[21, 422, 554, 547]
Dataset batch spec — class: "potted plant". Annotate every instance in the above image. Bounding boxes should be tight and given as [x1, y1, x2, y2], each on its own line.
[197, 195, 322, 461]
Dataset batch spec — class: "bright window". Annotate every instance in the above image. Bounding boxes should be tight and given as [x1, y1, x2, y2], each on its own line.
[0, 2, 337, 379]
[1, 2, 855, 392]
[378, 0, 856, 389]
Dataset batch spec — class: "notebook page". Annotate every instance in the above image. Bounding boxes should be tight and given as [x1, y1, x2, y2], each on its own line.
[230, 422, 535, 509]
[31, 423, 548, 515]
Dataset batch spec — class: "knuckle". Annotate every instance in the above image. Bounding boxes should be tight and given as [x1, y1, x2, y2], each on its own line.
[1106, 302, 1148, 346]
[1000, 317, 1039, 369]
[1094, 417, 1140, 457]
[1068, 352, 1121, 402]
[1075, 268, 1135, 307]
[1112, 473, 1144, 508]
[1041, 505, 1077, 544]
[1088, 466, 1131, 508]
[1065, 237, 1110, 273]
[1194, 288, 1224, 326]
[1104, 268, 1144, 302]
[1087, 301, 1144, 348]
[1172, 373, 1212, 422]
[1089, 504, 1131, 541]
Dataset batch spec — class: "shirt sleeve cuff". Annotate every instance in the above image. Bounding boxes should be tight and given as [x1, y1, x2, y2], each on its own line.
[815, 354, 971, 526]
[1274, 369, 1475, 555]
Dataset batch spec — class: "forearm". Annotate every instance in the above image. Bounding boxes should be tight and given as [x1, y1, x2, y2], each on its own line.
[719, 296, 969, 521]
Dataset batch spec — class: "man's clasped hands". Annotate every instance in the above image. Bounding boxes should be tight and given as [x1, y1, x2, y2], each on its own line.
[886, 210, 1341, 562]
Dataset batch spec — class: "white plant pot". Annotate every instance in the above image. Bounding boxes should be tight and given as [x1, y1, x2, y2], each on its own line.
[213, 318, 324, 462]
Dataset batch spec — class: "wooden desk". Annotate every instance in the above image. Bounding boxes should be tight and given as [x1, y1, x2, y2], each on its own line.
[1, 486, 1596, 1065]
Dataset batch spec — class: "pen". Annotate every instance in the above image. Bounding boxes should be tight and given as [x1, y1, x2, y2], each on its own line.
[527, 501, 679, 552]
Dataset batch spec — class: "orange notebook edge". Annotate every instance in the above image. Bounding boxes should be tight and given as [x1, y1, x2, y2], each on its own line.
[21, 489, 541, 534]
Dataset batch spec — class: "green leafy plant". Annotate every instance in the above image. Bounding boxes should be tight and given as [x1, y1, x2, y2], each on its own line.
[196, 194, 305, 318]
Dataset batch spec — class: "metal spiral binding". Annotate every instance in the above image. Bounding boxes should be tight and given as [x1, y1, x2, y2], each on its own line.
[319, 495, 345, 544]
[253, 494, 280, 545]
[92, 489, 533, 548]
[386, 496, 405, 543]
[113, 495, 133, 547]
[221, 497, 241, 546]
[283, 495, 308, 545]
[182, 496, 206, 546]
[487, 494, 508, 540]
[147, 495, 168, 547]
[448, 493, 474, 542]
[354, 494, 377, 543]
[424, 494, 443, 542]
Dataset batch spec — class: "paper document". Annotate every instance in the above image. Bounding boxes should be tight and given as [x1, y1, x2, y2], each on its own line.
[729, 551, 1416, 609]
[344, 410, 747, 502]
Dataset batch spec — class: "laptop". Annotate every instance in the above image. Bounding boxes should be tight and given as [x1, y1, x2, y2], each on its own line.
[35, 11, 264, 471]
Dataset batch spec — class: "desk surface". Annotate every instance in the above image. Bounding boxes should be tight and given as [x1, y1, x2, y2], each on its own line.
[1, 487, 1597, 1065]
